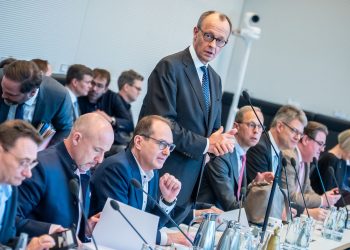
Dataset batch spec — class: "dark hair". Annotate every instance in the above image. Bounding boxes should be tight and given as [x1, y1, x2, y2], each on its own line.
[3, 60, 42, 93]
[304, 121, 328, 140]
[0, 57, 16, 69]
[66, 64, 93, 84]
[0, 120, 42, 150]
[130, 115, 171, 148]
[117, 69, 144, 90]
[31, 59, 49, 74]
[197, 10, 233, 34]
[93, 68, 111, 87]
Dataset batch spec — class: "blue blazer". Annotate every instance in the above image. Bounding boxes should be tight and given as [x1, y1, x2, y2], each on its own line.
[0, 187, 17, 245]
[16, 142, 81, 237]
[0, 76, 73, 145]
[90, 148, 168, 243]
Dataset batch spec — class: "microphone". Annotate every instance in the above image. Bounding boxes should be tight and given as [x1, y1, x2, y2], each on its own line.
[130, 178, 194, 246]
[312, 157, 330, 207]
[110, 200, 153, 250]
[281, 157, 295, 221]
[69, 179, 99, 250]
[289, 158, 310, 218]
[242, 90, 293, 243]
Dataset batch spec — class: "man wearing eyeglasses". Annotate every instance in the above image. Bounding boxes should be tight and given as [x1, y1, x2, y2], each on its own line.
[79, 69, 144, 156]
[198, 106, 265, 211]
[90, 115, 192, 246]
[281, 121, 341, 221]
[139, 10, 236, 224]
[0, 120, 55, 249]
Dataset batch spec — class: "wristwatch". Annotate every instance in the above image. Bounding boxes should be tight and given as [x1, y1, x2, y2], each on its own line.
[160, 196, 177, 206]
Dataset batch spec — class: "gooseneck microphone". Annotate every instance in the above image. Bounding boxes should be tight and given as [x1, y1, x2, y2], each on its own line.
[242, 90, 293, 243]
[69, 179, 99, 250]
[289, 158, 310, 218]
[131, 178, 194, 246]
[109, 200, 153, 250]
[281, 157, 295, 221]
[312, 157, 330, 207]
[328, 167, 348, 227]
[238, 187, 247, 223]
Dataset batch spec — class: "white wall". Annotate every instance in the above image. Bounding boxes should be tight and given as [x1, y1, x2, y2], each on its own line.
[0, 0, 244, 121]
[225, 0, 350, 120]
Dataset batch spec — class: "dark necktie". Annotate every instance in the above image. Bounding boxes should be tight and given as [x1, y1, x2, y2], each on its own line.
[200, 66, 210, 113]
[78, 173, 90, 241]
[15, 103, 25, 119]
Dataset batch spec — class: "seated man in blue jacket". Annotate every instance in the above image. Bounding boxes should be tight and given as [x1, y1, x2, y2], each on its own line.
[0, 119, 55, 249]
[90, 115, 191, 246]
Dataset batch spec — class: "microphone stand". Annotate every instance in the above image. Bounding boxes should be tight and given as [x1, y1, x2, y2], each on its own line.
[242, 91, 293, 244]
[313, 158, 331, 207]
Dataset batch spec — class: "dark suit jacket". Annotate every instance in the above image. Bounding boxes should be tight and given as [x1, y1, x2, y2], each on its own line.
[90, 148, 169, 244]
[246, 133, 281, 184]
[79, 90, 134, 146]
[16, 142, 82, 237]
[0, 187, 17, 245]
[0, 76, 73, 145]
[138, 47, 222, 222]
[198, 149, 246, 211]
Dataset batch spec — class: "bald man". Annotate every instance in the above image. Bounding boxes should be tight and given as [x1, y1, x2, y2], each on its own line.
[16, 113, 114, 241]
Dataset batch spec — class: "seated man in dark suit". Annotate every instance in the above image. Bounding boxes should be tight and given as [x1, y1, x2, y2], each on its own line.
[0, 60, 73, 145]
[0, 120, 54, 249]
[246, 105, 308, 184]
[79, 68, 143, 155]
[198, 106, 264, 211]
[282, 121, 340, 221]
[16, 113, 114, 241]
[90, 115, 191, 246]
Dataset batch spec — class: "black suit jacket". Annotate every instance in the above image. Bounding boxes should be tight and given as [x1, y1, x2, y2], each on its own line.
[0, 76, 73, 145]
[16, 142, 82, 238]
[198, 149, 246, 211]
[246, 133, 282, 184]
[139, 48, 222, 222]
[0, 187, 17, 245]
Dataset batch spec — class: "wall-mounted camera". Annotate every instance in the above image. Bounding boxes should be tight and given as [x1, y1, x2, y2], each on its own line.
[233, 12, 261, 40]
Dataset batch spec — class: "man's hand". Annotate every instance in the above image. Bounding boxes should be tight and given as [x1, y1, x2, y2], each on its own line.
[48, 224, 66, 234]
[254, 172, 274, 184]
[208, 126, 236, 156]
[323, 188, 341, 207]
[159, 173, 181, 203]
[282, 207, 297, 221]
[307, 208, 328, 221]
[194, 206, 223, 217]
[166, 231, 193, 247]
[86, 212, 101, 236]
[27, 234, 55, 250]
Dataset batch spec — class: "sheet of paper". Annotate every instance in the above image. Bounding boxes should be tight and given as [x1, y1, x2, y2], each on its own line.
[217, 208, 249, 231]
[93, 198, 159, 250]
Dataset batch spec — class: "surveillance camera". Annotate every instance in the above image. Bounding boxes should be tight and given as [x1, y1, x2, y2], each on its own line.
[244, 12, 260, 27]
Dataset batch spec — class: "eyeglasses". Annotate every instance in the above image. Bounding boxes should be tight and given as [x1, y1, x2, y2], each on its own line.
[198, 27, 228, 48]
[237, 122, 265, 132]
[5, 149, 38, 170]
[307, 135, 326, 149]
[282, 122, 304, 138]
[130, 85, 142, 92]
[140, 135, 176, 152]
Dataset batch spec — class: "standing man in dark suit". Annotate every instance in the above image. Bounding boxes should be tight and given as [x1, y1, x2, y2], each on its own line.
[139, 10, 236, 223]
[246, 105, 308, 184]
[198, 106, 264, 211]
[16, 113, 114, 241]
[0, 60, 73, 145]
[0, 119, 55, 249]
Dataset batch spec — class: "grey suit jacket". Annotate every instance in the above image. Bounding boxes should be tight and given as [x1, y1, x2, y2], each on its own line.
[0, 76, 73, 144]
[139, 47, 222, 223]
[198, 149, 245, 211]
[282, 148, 322, 208]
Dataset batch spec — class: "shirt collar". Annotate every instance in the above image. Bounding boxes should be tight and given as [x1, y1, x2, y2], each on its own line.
[268, 131, 281, 156]
[189, 44, 208, 70]
[295, 146, 303, 163]
[234, 141, 246, 157]
[24, 88, 39, 106]
[131, 152, 154, 185]
[65, 86, 78, 103]
[0, 184, 12, 199]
